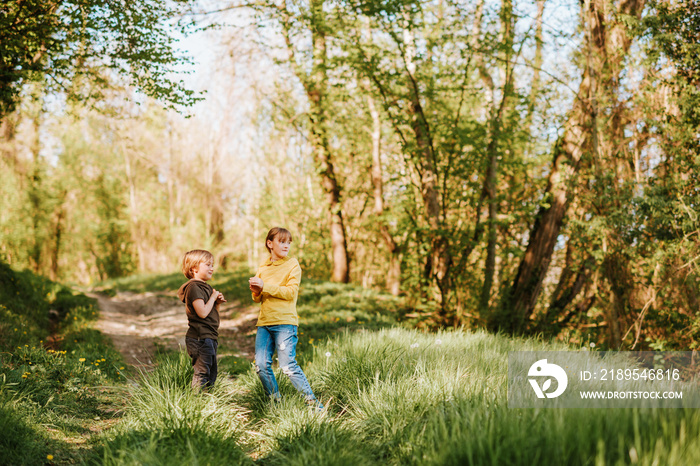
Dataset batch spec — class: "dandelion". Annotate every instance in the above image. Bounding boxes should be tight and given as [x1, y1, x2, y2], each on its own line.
[119, 367, 124, 370]
[325, 352, 331, 358]
[410, 343, 419, 349]
[435, 339, 442, 345]
[590, 342, 595, 348]
[47, 455, 53, 461]
[79, 358, 86, 362]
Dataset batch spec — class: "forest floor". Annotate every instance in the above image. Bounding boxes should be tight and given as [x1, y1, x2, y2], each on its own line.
[90, 291, 258, 370]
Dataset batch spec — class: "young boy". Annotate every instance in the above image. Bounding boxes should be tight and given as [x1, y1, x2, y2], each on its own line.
[177, 249, 226, 390]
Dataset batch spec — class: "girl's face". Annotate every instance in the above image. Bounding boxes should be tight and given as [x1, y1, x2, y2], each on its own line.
[267, 235, 291, 261]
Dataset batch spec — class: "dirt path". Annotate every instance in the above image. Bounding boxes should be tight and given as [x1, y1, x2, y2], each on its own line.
[91, 291, 258, 369]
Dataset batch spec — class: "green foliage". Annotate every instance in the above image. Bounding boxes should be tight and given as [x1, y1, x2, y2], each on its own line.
[3, 345, 117, 414]
[0, 261, 53, 349]
[0, 0, 200, 116]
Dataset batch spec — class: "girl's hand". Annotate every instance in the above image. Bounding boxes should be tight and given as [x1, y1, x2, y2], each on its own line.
[216, 292, 227, 303]
[249, 277, 263, 293]
[249, 283, 263, 294]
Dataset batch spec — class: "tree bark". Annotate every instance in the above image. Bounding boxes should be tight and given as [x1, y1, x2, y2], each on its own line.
[480, 0, 515, 311]
[308, 0, 350, 283]
[494, 0, 645, 333]
[49, 196, 66, 281]
[547, 239, 595, 324]
[367, 88, 401, 295]
[277, 0, 351, 282]
[401, 14, 450, 304]
[524, 0, 545, 132]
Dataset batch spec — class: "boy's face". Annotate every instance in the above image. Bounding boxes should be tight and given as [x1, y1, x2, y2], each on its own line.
[267, 235, 291, 260]
[193, 260, 214, 281]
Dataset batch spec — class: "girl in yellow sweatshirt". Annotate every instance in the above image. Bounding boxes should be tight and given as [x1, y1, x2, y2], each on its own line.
[249, 227, 322, 409]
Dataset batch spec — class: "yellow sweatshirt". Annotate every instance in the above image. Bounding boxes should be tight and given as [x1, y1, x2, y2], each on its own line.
[252, 256, 301, 326]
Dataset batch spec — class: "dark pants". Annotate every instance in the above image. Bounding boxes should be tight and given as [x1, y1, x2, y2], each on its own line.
[186, 337, 218, 390]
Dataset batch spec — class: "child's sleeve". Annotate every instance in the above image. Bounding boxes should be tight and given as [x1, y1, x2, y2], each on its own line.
[262, 262, 301, 301]
[186, 284, 209, 308]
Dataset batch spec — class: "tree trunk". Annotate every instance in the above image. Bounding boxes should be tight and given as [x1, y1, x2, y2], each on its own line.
[308, 0, 350, 283]
[367, 88, 401, 295]
[401, 13, 450, 306]
[524, 0, 545, 132]
[49, 196, 66, 280]
[546, 238, 595, 326]
[494, 0, 645, 333]
[480, 0, 515, 311]
[29, 108, 44, 273]
[122, 143, 145, 272]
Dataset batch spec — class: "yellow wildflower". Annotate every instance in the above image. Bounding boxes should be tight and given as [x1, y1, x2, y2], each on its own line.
[47, 455, 54, 460]
[79, 358, 86, 362]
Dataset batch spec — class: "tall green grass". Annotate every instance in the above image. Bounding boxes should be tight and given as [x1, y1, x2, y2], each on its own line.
[96, 269, 700, 465]
[0, 261, 129, 464]
[96, 351, 252, 465]
[242, 328, 700, 465]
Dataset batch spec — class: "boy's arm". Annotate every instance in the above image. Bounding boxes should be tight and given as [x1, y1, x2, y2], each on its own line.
[192, 291, 220, 319]
[262, 262, 301, 301]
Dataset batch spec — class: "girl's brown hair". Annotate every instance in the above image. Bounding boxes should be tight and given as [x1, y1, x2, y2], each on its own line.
[265, 227, 292, 252]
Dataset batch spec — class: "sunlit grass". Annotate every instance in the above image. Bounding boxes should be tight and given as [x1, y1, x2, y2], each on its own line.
[0, 262, 129, 464]
[96, 351, 252, 465]
[7, 262, 700, 465]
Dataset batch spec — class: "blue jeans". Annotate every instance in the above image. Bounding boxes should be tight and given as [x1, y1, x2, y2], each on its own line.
[186, 337, 218, 390]
[255, 325, 316, 402]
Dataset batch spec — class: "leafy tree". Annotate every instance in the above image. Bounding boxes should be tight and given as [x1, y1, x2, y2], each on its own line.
[0, 0, 199, 117]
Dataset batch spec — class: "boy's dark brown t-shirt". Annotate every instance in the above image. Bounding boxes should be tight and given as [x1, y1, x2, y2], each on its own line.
[177, 279, 219, 341]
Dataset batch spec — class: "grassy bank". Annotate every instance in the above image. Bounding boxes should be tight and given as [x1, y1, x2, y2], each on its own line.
[6, 265, 700, 465]
[0, 262, 128, 465]
[97, 326, 700, 465]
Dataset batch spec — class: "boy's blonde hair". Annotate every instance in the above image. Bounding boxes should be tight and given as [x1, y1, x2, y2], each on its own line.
[182, 249, 214, 279]
[265, 227, 292, 252]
